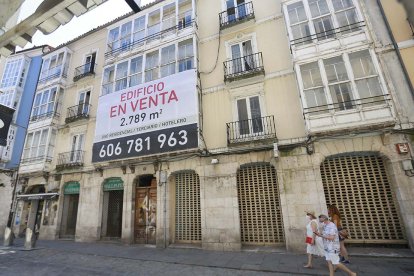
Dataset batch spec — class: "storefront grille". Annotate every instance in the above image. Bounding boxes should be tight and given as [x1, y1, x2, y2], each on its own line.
[105, 190, 123, 238]
[175, 172, 201, 242]
[237, 163, 284, 245]
[321, 154, 407, 244]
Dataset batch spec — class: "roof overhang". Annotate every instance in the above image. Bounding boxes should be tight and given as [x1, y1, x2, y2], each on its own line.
[0, 0, 109, 57]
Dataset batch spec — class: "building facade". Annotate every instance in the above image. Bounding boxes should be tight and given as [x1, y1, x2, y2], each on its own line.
[0, 46, 45, 237]
[10, 0, 414, 252]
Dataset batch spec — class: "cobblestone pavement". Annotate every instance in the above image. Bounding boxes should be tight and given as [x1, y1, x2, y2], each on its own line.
[0, 239, 413, 276]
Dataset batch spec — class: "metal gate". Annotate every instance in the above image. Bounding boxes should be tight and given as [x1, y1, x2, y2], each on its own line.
[321, 154, 407, 244]
[104, 190, 123, 238]
[175, 172, 201, 242]
[60, 194, 79, 237]
[237, 163, 284, 245]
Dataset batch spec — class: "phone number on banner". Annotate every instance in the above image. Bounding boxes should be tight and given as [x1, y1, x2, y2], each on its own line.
[92, 124, 198, 162]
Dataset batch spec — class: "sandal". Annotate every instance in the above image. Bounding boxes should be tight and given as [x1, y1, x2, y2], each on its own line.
[303, 264, 313, 269]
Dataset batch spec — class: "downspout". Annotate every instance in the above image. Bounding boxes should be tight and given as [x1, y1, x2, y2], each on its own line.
[377, 0, 414, 100]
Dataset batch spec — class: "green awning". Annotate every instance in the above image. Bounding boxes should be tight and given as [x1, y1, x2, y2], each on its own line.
[103, 177, 124, 191]
[64, 181, 80, 194]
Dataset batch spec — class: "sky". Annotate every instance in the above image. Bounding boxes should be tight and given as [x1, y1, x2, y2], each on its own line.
[19, 0, 154, 49]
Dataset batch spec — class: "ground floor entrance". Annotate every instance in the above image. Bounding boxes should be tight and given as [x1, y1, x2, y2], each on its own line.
[60, 182, 80, 238]
[101, 178, 124, 239]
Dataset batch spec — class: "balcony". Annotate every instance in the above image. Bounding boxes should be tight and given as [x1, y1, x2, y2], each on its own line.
[303, 95, 395, 134]
[30, 111, 60, 122]
[219, 2, 254, 30]
[227, 115, 276, 144]
[65, 104, 91, 124]
[224, 52, 264, 82]
[56, 150, 85, 170]
[73, 62, 96, 82]
[38, 65, 67, 84]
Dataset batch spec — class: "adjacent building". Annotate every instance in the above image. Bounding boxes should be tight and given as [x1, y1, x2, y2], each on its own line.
[6, 0, 414, 252]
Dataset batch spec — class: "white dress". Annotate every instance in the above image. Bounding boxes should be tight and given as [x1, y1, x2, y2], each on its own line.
[306, 219, 325, 256]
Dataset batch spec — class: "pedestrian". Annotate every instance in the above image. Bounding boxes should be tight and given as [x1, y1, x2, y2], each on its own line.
[328, 204, 350, 263]
[304, 211, 324, 268]
[315, 214, 357, 276]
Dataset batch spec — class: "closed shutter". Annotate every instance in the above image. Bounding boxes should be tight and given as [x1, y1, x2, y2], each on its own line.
[237, 163, 284, 245]
[175, 171, 201, 242]
[321, 154, 407, 244]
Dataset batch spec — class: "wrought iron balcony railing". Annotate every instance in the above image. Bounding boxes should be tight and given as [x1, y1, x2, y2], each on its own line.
[224, 52, 264, 82]
[56, 150, 85, 170]
[65, 104, 91, 123]
[226, 115, 276, 144]
[303, 94, 392, 115]
[73, 62, 96, 82]
[30, 111, 60, 122]
[219, 2, 255, 30]
[290, 21, 366, 46]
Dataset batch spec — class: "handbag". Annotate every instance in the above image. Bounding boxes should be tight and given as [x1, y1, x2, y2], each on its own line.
[305, 236, 313, 244]
[339, 228, 349, 239]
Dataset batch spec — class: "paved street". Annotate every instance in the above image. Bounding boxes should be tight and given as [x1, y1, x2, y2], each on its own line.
[0, 239, 413, 276]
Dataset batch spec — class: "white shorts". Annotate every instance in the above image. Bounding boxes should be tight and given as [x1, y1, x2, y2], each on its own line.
[325, 252, 340, 265]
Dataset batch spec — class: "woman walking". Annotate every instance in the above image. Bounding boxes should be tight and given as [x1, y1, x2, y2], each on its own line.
[328, 205, 350, 263]
[304, 211, 324, 268]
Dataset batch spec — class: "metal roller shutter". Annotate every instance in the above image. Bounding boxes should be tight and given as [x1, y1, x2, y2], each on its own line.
[175, 172, 201, 242]
[321, 154, 407, 244]
[237, 163, 285, 245]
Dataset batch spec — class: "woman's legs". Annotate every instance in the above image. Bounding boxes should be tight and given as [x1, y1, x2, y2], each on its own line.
[304, 253, 313, 268]
[340, 240, 349, 261]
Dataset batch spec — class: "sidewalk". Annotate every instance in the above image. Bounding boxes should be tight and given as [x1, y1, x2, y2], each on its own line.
[1, 238, 413, 275]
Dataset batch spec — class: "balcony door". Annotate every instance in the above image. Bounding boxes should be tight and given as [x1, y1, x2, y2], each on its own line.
[231, 40, 253, 74]
[77, 91, 90, 116]
[84, 53, 96, 74]
[70, 134, 84, 163]
[226, 0, 247, 22]
[237, 96, 263, 136]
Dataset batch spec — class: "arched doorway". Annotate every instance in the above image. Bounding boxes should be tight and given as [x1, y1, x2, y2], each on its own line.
[134, 174, 157, 244]
[237, 162, 284, 245]
[321, 153, 407, 244]
[101, 178, 124, 239]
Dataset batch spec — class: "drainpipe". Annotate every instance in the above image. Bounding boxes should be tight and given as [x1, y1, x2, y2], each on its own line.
[377, 0, 414, 100]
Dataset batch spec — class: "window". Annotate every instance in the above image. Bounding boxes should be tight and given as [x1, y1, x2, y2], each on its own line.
[178, 39, 194, 72]
[0, 90, 16, 108]
[31, 87, 58, 119]
[108, 27, 120, 52]
[162, 3, 176, 36]
[161, 45, 176, 77]
[284, 0, 361, 45]
[115, 61, 128, 91]
[145, 50, 159, 82]
[84, 52, 96, 73]
[70, 133, 84, 162]
[129, 56, 143, 87]
[298, 49, 385, 113]
[226, 0, 247, 23]
[120, 22, 132, 51]
[23, 128, 49, 161]
[230, 40, 254, 74]
[300, 62, 327, 112]
[0, 58, 24, 88]
[133, 16, 146, 46]
[178, 0, 192, 29]
[40, 52, 67, 81]
[102, 66, 115, 95]
[148, 10, 161, 42]
[236, 96, 263, 135]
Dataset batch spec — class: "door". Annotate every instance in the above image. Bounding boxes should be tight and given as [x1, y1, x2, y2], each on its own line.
[77, 91, 90, 116]
[106, 190, 123, 238]
[237, 96, 263, 136]
[70, 134, 84, 163]
[134, 183, 157, 244]
[61, 194, 79, 237]
[230, 40, 253, 74]
[84, 53, 96, 73]
[226, 0, 246, 22]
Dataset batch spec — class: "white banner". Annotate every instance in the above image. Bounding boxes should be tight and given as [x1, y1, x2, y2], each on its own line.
[94, 70, 198, 143]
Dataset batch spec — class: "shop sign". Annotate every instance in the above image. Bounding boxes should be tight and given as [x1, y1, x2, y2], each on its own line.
[103, 178, 124, 191]
[64, 182, 80, 194]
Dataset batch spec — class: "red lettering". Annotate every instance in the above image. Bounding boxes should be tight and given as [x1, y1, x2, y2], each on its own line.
[158, 92, 168, 104]
[121, 93, 126, 102]
[168, 90, 178, 103]
[157, 82, 164, 91]
[140, 97, 148, 110]
[130, 100, 139, 112]
[149, 95, 158, 108]
[110, 106, 117, 118]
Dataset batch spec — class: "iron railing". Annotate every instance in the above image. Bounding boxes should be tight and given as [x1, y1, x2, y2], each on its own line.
[73, 62, 96, 82]
[290, 21, 366, 46]
[226, 115, 276, 144]
[224, 52, 264, 82]
[65, 104, 91, 123]
[219, 2, 254, 29]
[303, 94, 391, 115]
[105, 19, 196, 58]
[56, 150, 85, 169]
[30, 111, 60, 122]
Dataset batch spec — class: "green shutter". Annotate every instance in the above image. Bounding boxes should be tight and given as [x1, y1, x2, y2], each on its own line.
[64, 182, 80, 194]
[103, 177, 124, 191]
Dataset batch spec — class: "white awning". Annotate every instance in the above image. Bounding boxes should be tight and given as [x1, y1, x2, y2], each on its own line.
[16, 192, 59, 201]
